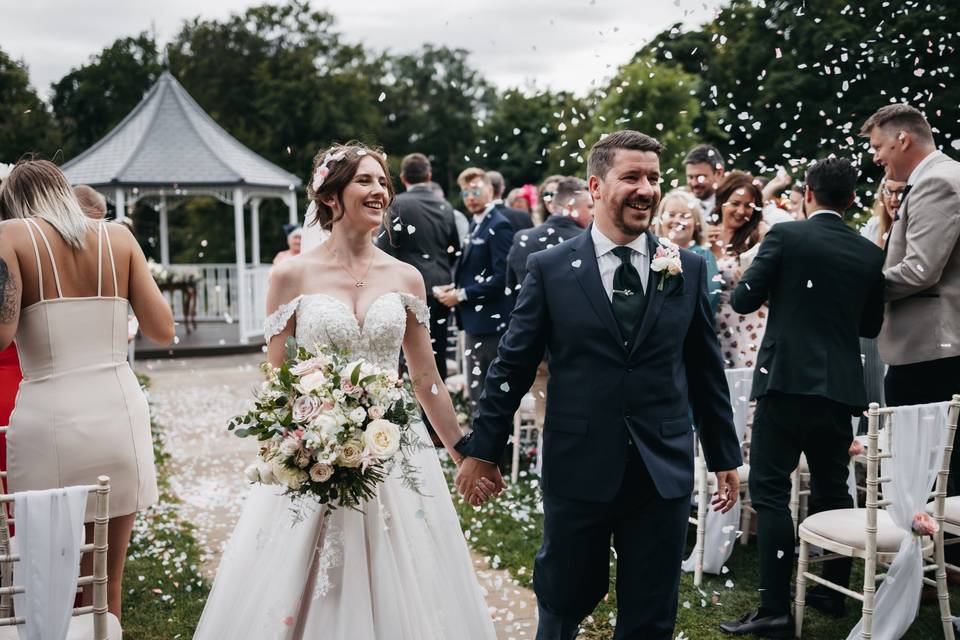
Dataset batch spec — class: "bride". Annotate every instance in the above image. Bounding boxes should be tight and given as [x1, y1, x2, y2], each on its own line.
[194, 143, 500, 639]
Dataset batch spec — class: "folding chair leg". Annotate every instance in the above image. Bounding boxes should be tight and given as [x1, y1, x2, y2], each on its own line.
[790, 469, 800, 534]
[795, 540, 809, 638]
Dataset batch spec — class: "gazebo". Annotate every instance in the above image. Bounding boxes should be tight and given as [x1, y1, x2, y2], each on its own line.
[62, 71, 302, 343]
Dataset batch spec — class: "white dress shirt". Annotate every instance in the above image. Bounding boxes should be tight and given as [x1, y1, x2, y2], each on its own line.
[808, 209, 842, 220]
[591, 224, 650, 301]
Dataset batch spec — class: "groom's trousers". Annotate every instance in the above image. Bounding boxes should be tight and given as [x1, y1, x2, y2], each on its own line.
[749, 392, 854, 614]
[533, 443, 688, 640]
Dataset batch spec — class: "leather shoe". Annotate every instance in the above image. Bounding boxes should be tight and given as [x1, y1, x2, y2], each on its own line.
[719, 608, 794, 638]
[790, 585, 847, 618]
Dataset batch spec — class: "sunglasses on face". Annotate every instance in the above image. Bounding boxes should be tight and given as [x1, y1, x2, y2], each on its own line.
[460, 187, 483, 199]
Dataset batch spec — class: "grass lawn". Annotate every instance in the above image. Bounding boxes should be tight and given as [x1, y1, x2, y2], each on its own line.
[450, 464, 960, 639]
[120, 377, 209, 639]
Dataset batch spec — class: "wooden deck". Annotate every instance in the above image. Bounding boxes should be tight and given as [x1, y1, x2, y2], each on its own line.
[134, 321, 264, 359]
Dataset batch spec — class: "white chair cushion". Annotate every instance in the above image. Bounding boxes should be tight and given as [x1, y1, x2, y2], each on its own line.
[800, 508, 908, 553]
[927, 496, 960, 527]
[0, 612, 122, 640]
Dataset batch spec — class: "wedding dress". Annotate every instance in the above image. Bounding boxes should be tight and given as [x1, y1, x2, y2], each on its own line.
[194, 291, 496, 640]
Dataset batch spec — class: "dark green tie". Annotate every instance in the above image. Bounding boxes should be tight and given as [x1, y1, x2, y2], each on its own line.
[611, 246, 646, 345]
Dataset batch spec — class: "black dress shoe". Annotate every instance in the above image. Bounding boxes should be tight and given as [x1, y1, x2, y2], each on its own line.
[791, 585, 847, 618]
[719, 608, 794, 638]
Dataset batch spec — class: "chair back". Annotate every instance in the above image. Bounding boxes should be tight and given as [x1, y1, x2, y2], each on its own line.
[0, 459, 111, 640]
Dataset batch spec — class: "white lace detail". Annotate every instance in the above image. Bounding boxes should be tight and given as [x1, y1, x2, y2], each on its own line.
[398, 292, 430, 327]
[263, 295, 302, 341]
[312, 522, 343, 600]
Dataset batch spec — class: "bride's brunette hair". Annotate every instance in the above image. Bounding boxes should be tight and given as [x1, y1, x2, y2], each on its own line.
[0, 159, 95, 247]
[305, 141, 395, 230]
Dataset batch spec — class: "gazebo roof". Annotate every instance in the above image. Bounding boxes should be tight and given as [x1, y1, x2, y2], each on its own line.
[61, 71, 301, 191]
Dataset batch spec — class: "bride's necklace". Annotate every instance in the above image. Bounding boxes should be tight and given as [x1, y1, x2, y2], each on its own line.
[327, 246, 375, 288]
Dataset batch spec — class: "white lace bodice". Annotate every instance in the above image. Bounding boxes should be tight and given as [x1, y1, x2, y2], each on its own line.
[264, 292, 430, 370]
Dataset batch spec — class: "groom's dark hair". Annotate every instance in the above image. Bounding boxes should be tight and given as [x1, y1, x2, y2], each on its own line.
[805, 157, 859, 211]
[587, 130, 662, 180]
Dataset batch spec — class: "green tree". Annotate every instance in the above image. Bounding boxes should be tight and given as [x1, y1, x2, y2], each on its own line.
[589, 56, 702, 181]
[50, 34, 163, 159]
[378, 45, 496, 195]
[0, 48, 60, 161]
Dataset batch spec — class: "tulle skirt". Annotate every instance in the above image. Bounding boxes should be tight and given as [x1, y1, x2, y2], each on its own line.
[193, 423, 496, 640]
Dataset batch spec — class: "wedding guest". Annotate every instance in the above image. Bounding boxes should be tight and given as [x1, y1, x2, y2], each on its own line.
[506, 187, 532, 213]
[435, 168, 514, 403]
[860, 176, 906, 247]
[861, 103, 960, 492]
[377, 152, 461, 442]
[711, 171, 768, 368]
[73, 185, 106, 220]
[0, 172, 22, 509]
[0, 160, 175, 619]
[684, 144, 726, 222]
[488, 170, 534, 232]
[721, 157, 885, 637]
[427, 180, 469, 243]
[788, 182, 806, 219]
[272, 225, 302, 265]
[535, 174, 564, 224]
[505, 176, 591, 429]
[657, 189, 721, 313]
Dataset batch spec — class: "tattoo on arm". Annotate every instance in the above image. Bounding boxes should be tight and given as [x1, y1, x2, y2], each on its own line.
[0, 259, 19, 324]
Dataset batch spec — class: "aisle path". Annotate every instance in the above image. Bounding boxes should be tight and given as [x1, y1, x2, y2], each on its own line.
[139, 353, 538, 639]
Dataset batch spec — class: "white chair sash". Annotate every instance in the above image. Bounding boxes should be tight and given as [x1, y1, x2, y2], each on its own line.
[12, 485, 89, 640]
[681, 368, 753, 575]
[845, 401, 950, 640]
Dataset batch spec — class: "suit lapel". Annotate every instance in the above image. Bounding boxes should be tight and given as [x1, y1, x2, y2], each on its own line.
[630, 232, 667, 356]
[457, 212, 489, 278]
[569, 231, 625, 348]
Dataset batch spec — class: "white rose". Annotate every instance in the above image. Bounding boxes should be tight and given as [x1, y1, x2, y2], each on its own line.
[257, 459, 277, 484]
[367, 405, 385, 420]
[650, 256, 673, 272]
[244, 463, 261, 483]
[279, 437, 300, 457]
[312, 415, 340, 440]
[363, 419, 401, 459]
[298, 371, 327, 394]
[336, 440, 365, 468]
[348, 406, 368, 424]
[309, 463, 334, 483]
[292, 395, 323, 423]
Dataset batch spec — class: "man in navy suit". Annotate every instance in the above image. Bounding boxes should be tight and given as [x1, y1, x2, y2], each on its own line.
[435, 167, 515, 403]
[455, 131, 742, 639]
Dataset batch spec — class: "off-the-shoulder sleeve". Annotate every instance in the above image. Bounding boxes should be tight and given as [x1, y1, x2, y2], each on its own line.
[264, 295, 302, 340]
[397, 292, 430, 327]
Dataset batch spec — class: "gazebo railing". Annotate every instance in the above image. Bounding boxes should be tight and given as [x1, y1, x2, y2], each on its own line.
[241, 265, 272, 342]
[164, 264, 243, 322]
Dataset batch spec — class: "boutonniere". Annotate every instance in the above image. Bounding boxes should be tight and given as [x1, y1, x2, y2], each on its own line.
[650, 238, 683, 291]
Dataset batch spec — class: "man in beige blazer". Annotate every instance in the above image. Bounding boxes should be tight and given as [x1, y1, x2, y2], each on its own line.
[861, 102, 960, 480]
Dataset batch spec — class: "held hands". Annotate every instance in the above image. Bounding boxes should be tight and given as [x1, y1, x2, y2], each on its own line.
[711, 470, 740, 514]
[455, 457, 506, 507]
[432, 284, 460, 309]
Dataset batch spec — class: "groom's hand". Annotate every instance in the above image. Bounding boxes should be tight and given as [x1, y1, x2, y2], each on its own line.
[455, 457, 505, 506]
[711, 470, 740, 514]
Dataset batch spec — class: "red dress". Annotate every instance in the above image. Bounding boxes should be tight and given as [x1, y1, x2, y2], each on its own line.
[0, 344, 23, 482]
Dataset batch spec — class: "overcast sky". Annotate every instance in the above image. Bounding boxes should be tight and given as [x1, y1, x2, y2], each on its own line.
[2, 0, 724, 99]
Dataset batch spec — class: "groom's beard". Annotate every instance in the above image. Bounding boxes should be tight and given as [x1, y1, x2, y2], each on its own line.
[611, 195, 657, 236]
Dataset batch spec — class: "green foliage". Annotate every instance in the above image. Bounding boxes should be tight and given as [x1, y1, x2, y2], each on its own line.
[50, 34, 163, 159]
[0, 49, 60, 160]
[590, 56, 703, 179]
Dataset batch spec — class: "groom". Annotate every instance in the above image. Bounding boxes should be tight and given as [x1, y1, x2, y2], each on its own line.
[455, 130, 743, 639]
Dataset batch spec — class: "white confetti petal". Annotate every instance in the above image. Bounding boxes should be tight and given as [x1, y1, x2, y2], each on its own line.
[571, 260, 582, 268]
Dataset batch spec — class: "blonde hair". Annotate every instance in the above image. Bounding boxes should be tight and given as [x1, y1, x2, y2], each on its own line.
[457, 167, 490, 189]
[0, 160, 95, 248]
[657, 188, 705, 246]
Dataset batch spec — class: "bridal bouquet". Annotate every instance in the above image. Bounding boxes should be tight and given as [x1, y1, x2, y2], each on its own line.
[229, 339, 423, 511]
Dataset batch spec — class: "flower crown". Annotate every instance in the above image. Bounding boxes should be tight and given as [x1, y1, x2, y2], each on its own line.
[311, 150, 347, 192]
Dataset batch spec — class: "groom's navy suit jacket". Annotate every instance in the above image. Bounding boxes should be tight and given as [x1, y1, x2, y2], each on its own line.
[459, 227, 742, 502]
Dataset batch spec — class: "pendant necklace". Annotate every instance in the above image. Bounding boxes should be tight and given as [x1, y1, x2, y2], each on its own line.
[328, 246, 375, 288]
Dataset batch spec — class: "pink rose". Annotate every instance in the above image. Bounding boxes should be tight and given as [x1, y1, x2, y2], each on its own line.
[292, 395, 323, 424]
[912, 512, 938, 536]
[341, 380, 363, 397]
[309, 463, 333, 483]
[291, 358, 324, 376]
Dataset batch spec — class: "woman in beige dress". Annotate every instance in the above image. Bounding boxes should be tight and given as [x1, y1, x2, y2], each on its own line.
[0, 160, 175, 619]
